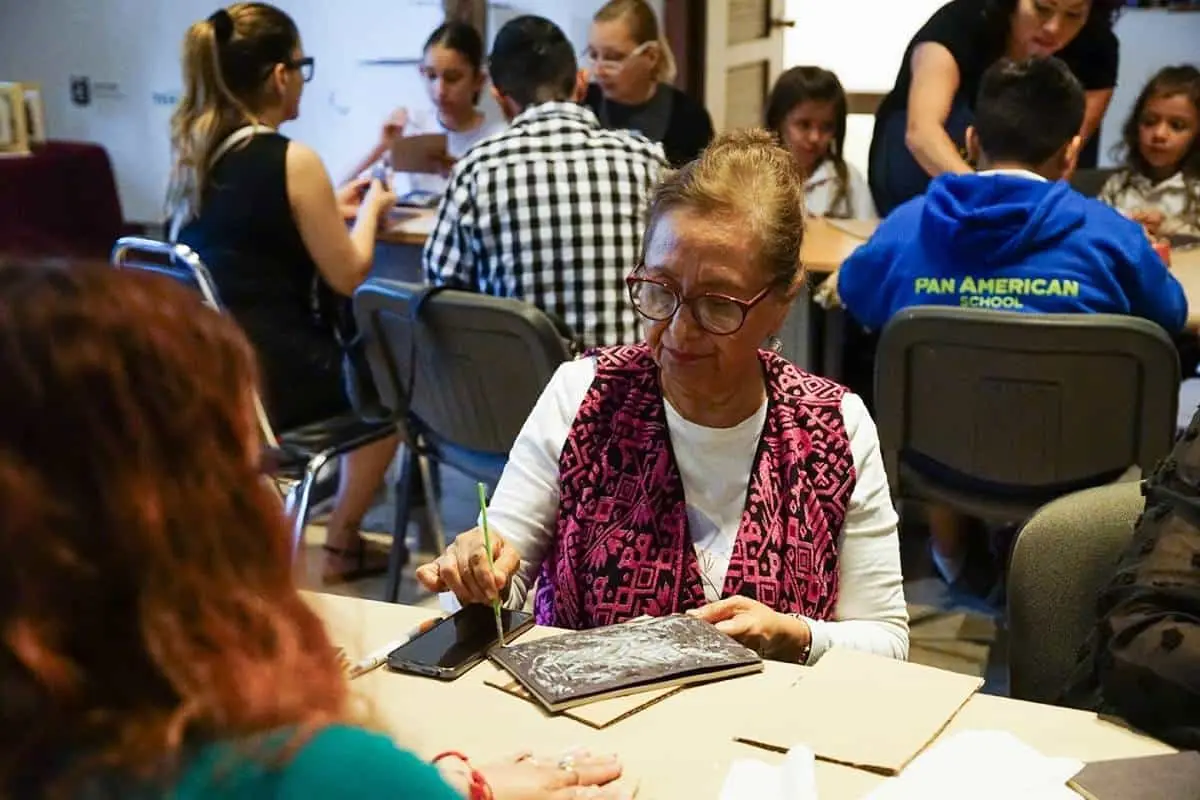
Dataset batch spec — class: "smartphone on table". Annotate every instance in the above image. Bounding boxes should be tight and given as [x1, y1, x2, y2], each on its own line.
[387, 604, 534, 680]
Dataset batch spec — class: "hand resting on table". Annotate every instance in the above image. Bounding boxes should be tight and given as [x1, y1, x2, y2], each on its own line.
[438, 749, 630, 800]
[689, 595, 813, 663]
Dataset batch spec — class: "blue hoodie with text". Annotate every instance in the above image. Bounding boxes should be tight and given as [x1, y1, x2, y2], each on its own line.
[837, 173, 1187, 333]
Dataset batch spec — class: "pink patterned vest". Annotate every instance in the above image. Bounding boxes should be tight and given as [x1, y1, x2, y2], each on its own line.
[534, 344, 855, 628]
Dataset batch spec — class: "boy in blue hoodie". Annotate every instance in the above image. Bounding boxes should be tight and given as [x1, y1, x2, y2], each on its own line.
[837, 56, 1187, 594]
[838, 56, 1187, 334]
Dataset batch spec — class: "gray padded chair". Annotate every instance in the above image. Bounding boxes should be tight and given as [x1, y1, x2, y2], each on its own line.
[354, 278, 573, 602]
[876, 307, 1179, 522]
[1069, 167, 1118, 198]
[111, 236, 399, 555]
[1008, 481, 1144, 704]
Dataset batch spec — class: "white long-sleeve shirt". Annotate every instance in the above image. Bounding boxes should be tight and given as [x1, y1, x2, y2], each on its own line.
[474, 357, 908, 664]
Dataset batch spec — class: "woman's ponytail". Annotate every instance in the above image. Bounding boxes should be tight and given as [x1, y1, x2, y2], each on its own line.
[168, 15, 242, 223]
[166, 4, 299, 224]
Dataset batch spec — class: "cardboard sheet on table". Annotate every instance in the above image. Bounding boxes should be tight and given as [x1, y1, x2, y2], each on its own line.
[735, 647, 982, 775]
[483, 673, 681, 728]
[389, 133, 451, 174]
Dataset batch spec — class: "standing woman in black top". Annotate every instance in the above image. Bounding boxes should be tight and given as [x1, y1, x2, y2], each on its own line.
[869, 0, 1123, 215]
[582, 0, 715, 168]
[168, 3, 399, 583]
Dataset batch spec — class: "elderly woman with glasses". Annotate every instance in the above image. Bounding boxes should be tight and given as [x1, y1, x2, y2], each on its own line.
[580, 0, 714, 167]
[418, 129, 908, 665]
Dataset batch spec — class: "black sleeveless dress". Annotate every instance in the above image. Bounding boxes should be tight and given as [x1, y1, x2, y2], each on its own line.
[178, 131, 349, 431]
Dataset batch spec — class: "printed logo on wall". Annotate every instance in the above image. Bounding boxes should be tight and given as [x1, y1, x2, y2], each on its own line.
[70, 76, 125, 107]
[70, 75, 90, 107]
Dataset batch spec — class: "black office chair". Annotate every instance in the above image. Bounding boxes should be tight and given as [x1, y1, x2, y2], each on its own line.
[354, 278, 573, 602]
[1007, 482, 1143, 704]
[111, 236, 399, 555]
[875, 307, 1178, 523]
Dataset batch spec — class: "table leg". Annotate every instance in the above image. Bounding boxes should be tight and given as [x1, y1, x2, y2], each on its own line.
[778, 282, 815, 371]
[822, 306, 846, 382]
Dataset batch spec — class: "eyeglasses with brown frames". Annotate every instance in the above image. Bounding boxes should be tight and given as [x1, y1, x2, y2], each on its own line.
[625, 270, 773, 336]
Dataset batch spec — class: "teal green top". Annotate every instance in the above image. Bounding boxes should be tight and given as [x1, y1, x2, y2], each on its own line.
[172, 724, 461, 798]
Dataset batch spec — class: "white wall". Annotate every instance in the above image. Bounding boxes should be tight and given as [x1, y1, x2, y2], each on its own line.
[0, 0, 654, 223]
[782, 0, 947, 178]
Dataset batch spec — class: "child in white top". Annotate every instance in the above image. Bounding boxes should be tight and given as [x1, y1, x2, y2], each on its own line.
[345, 22, 505, 201]
[766, 66, 876, 220]
[1100, 65, 1200, 239]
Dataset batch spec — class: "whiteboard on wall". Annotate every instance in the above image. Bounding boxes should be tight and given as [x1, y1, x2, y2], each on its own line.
[0, 0, 661, 223]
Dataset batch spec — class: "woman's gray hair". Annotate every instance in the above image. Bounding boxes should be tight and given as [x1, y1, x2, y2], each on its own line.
[643, 128, 807, 291]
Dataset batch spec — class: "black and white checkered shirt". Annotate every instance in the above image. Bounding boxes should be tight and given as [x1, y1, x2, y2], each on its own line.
[422, 102, 668, 347]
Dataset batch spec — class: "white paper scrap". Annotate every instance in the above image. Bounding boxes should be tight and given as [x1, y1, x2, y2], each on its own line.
[865, 730, 1083, 800]
[719, 744, 818, 800]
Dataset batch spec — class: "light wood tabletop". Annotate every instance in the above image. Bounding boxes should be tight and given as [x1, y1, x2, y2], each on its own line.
[1168, 246, 1200, 329]
[310, 593, 1172, 800]
[379, 211, 874, 273]
[800, 217, 875, 276]
[380, 208, 437, 247]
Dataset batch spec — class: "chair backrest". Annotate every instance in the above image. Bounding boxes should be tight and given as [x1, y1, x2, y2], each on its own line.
[876, 307, 1178, 519]
[1007, 481, 1143, 704]
[1069, 167, 1118, 198]
[110, 236, 279, 447]
[110, 236, 224, 311]
[354, 279, 572, 456]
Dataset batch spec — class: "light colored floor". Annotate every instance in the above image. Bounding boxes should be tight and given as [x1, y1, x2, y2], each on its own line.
[296, 463, 481, 607]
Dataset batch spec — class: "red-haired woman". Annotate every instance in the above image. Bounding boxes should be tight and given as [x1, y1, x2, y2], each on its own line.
[0, 262, 623, 798]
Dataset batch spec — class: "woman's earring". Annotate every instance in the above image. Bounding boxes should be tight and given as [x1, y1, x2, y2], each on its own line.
[766, 335, 783, 353]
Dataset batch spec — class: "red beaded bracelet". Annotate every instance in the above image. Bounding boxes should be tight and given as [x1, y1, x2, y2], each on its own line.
[431, 751, 494, 800]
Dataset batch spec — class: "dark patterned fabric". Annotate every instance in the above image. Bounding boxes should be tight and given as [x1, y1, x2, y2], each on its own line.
[1063, 406, 1200, 749]
[534, 344, 855, 628]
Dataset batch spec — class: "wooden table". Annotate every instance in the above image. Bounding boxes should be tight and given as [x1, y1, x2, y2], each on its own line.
[1169, 246, 1200, 329]
[376, 212, 871, 276]
[312, 593, 1172, 800]
[801, 217, 874, 275]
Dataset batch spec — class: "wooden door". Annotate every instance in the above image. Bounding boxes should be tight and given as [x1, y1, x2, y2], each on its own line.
[702, 0, 790, 132]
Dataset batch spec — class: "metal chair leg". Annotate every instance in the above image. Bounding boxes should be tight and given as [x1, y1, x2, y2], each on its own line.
[415, 453, 447, 556]
[385, 446, 415, 603]
[289, 454, 329, 559]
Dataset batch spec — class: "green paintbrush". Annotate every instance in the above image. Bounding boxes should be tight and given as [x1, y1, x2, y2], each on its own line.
[477, 482, 505, 648]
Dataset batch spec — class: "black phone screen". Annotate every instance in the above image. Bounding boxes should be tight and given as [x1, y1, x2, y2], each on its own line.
[387, 605, 532, 675]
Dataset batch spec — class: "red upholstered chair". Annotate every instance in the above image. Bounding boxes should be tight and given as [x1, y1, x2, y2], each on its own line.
[0, 141, 137, 260]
